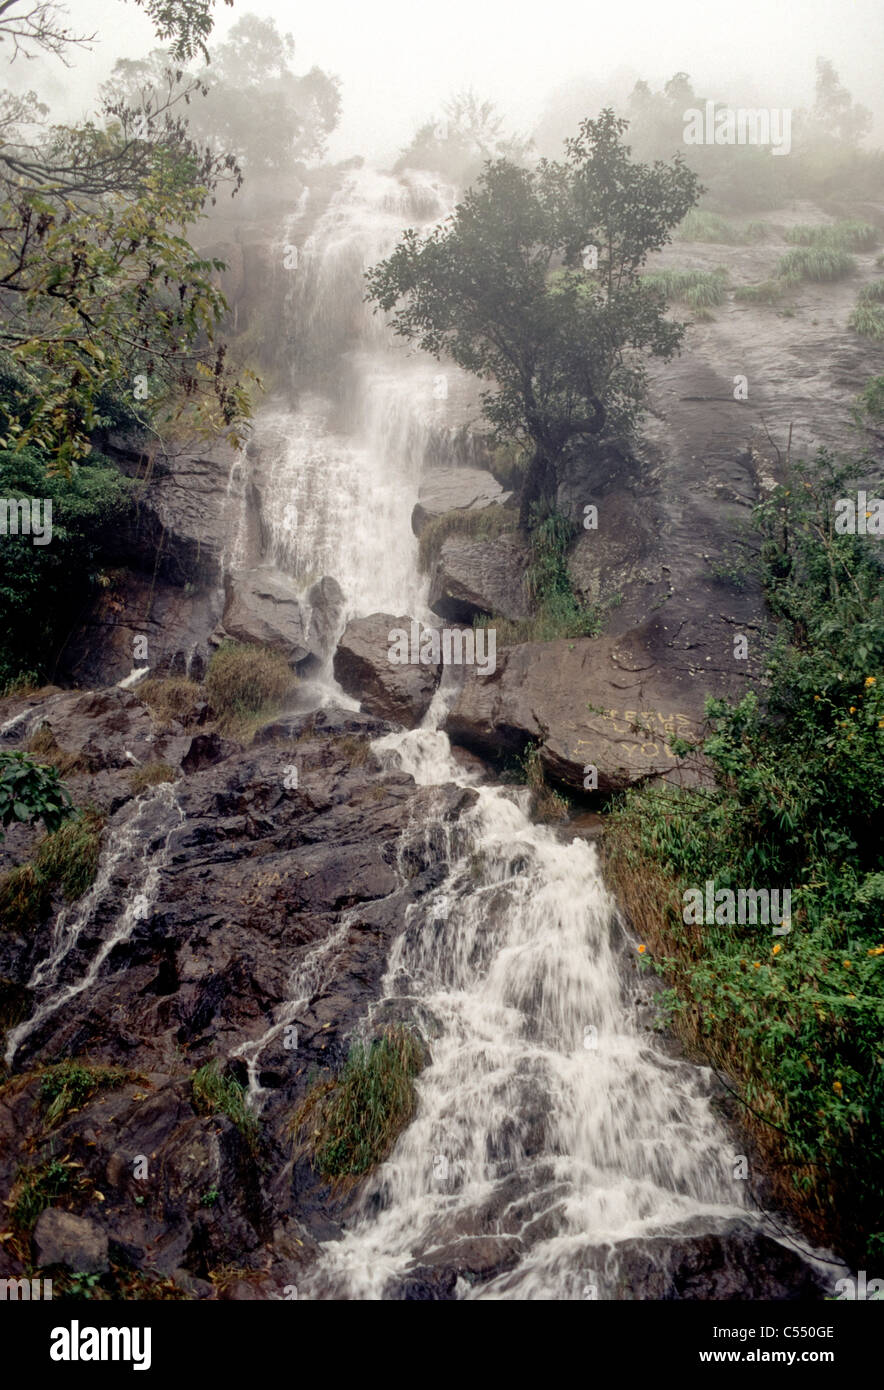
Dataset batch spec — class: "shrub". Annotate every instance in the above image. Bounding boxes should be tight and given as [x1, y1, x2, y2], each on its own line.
[191, 1061, 259, 1152]
[293, 1026, 425, 1183]
[204, 642, 294, 740]
[0, 749, 74, 839]
[0, 444, 132, 689]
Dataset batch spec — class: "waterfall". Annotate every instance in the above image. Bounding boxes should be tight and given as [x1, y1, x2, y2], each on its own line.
[226, 167, 782, 1298]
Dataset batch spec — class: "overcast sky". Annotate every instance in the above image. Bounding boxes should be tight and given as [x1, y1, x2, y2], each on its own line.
[10, 0, 884, 161]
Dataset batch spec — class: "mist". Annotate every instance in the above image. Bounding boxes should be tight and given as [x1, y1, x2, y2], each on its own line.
[12, 0, 884, 161]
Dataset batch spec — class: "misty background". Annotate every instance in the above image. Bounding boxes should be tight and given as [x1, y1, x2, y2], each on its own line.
[7, 0, 884, 165]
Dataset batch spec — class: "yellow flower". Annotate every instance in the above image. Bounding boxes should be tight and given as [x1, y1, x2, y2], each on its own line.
[637, 944, 647, 954]
[813, 695, 820, 701]
[849, 706, 856, 713]
[865, 677, 877, 687]
[843, 960, 851, 969]
[833, 1080, 843, 1095]
[868, 945, 884, 957]
[753, 961, 761, 969]
[879, 720, 884, 729]
[772, 943, 782, 955]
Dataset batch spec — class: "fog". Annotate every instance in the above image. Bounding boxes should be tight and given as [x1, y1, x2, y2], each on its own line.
[10, 0, 884, 161]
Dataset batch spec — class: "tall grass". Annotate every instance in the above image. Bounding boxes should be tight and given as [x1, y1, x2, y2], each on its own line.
[204, 642, 294, 741]
[293, 1026, 425, 1183]
[849, 281, 884, 340]
[642, 266, 729, 311]
[675, 210, 771, 244]
[785, 221, 878, 252]
[191, 1061, 259, 1152]
[777, 246, 856, 284]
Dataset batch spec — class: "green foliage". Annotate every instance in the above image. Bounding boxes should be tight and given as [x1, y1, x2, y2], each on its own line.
[39, 1060, 132, 1128]
[368, 109, 700, 521]
[0, 442, 133, 687]
[10, 1152, 86, 1236]
[476, 506, 603, 642]
[607, 450, 884, 1263]
[204, 641, 294, 740]
[417, 504, 514, 573]
[0, 750, 73, 839]
[191, 1061, 259, 1151]
[777, 246, 856, 284]
[854, 374, 884, 424]
[294, 1026, 425, 1182]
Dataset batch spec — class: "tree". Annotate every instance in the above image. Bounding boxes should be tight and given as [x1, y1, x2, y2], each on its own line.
[368, 110, 699, 527]
[394, 89, 532, 186]
[0, 2, 255, 467]
[811, 58, 872, 147]
[0, 0, 233, 64]
[108, 16, 342, 176]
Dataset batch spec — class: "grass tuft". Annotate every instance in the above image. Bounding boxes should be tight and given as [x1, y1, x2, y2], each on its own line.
[204, 642, 294, 742]
[191, 1060, 259, 1152]
[292, 1026, 425, 1184]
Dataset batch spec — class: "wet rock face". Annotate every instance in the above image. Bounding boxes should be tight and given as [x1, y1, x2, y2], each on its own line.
[0, 690, 476, 1292]
[333, 614, 442, 727]
[444, 623, 748, 792]
[411, 466, 512, 536]
[222, 567, 311, 664]
[428, 535, 531, 623]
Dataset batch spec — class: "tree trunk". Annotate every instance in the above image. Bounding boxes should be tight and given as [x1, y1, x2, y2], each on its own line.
[518, 449, 557, 530]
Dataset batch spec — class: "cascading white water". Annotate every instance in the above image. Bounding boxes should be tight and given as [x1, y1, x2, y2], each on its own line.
[226, 168, 470, 636]
[228, 167, 772, 1298]
[301, 724, 751, 1299]
[4, 782, 184, 1067]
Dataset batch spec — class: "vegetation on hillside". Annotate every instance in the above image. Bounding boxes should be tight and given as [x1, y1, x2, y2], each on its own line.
[606, 451, 884, 1265]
